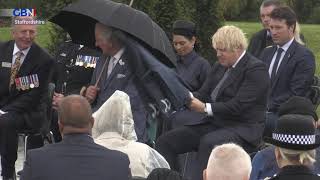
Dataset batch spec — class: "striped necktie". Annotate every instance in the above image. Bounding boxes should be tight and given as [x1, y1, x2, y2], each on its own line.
[9, 51, 23, 89]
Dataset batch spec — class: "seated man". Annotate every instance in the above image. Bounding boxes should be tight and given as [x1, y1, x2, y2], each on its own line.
[0, 16, 54, 180]
[156, 25, 269, 180]
[250, 96, 320, 180]
[21, 95, 131, 180]
[204, 143, 251, 180]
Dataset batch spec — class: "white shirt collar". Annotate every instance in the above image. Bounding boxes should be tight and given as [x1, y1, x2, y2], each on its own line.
[13, 43, 31, 57]
[232, 50, 246, 68]
[278, 38, 294, 52]
[112, 48, 125, 62]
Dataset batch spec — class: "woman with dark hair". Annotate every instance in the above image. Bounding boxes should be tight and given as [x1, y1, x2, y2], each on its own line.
[172, 20, 210, 92]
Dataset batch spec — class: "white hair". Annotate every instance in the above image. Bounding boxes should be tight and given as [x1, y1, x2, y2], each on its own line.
[206, 143, 251, 180]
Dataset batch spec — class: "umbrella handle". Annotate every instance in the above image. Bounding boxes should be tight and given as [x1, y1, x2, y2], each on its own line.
[95, 57, 109, 87]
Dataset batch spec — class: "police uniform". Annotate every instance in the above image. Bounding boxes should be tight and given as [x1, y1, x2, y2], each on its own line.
[268, 165, 320, 180]
[53, 40, 101, 95]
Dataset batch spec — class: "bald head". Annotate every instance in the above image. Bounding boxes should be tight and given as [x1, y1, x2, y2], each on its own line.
[57, 95, 93, 133]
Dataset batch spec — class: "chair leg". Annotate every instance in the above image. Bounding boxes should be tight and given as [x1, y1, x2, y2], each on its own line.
[24, 135, 29, 160]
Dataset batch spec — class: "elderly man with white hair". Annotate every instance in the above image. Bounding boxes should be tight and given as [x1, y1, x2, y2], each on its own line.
[204, 143, 252, 180]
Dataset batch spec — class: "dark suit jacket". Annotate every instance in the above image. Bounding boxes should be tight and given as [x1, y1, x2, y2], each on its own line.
[91, 50, 148, 142]
[247, 29, 273, 58]
[193, 52, 270, 146]
[21, 134, 131, 180]
[0, 40, 54, 130]
[260, 40, 315, 112]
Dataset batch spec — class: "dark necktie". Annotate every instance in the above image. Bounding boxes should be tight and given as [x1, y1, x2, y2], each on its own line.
[210, 68, 231, 102]
[270, 48, 284, 84]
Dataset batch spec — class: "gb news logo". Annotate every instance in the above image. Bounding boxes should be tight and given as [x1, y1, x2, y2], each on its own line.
[0, 8, 45, 25]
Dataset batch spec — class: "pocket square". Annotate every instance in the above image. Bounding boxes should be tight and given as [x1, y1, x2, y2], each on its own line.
[116, 74, 126, 78]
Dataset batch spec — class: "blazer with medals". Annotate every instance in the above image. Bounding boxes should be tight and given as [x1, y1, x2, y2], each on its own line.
[193, 52, 270, 147]
[0, 40, 54, 130]
[260, 40, 315, 112]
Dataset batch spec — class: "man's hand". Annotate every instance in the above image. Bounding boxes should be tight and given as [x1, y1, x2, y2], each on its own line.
[188, 96, 206, 113]
[85, 85, 100, 104]
[52, 92, 64, 110]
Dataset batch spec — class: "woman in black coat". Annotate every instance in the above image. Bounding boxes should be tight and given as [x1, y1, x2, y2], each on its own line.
[172, 20, 210, 92]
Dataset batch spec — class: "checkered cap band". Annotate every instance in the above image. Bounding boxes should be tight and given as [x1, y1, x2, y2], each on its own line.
[272, 133, 316, 145]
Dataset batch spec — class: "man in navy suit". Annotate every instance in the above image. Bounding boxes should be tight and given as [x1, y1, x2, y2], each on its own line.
[156, 25, 270, 180]
[0, 16, 54, 180]
[21, 95, 131, 180]
[84, 23, 148, 142]
[260, 6, 315, 137]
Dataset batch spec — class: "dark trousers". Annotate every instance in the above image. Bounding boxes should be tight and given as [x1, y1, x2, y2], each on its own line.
[263, 112, 279, 138]
[0, 113, 24, 178]
[0, 113, 43, 178]
[155, 122, 244, 180]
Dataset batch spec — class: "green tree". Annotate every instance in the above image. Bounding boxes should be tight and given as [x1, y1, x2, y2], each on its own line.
[193, 0, 224, 62]
[153, 0, 178, 36]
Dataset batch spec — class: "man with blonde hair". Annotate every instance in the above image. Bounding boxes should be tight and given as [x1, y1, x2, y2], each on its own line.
[204, 143, 251, 180]
[156, 25, 269, 180]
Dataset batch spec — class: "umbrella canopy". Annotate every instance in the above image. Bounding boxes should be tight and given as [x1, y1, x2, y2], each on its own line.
[49, 0, 176, 67]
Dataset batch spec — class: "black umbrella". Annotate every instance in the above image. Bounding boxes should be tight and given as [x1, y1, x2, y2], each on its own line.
[49, 0, 176, 67]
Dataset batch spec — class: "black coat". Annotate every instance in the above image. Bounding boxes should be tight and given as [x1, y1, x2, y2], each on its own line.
[21, 134, 131, 180]
[247, 29, 273, 58]
[270, 165, 320, 180]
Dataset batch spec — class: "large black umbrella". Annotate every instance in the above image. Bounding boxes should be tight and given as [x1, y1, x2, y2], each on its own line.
[49, 0, 176, 67]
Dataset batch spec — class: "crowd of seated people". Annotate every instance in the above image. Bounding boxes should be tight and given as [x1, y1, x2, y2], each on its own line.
[1, 1, 319, 180]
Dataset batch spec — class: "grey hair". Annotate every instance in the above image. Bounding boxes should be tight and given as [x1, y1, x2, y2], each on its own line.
[96, 23, 127, 45]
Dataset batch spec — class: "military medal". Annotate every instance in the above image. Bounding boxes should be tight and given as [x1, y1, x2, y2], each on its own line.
[84, 56, 89, 68]
[34, 74, 39, 88]
[25, 76, 30, 90]
[29, 75, 35, 88]
[21, 77, 26, 90]
[75, 55, 80, 66]
[15, 78, 21, 90]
